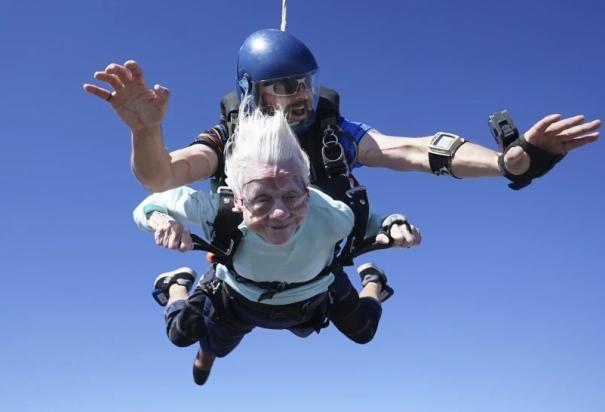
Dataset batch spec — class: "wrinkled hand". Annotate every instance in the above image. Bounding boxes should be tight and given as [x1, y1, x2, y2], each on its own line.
[504, 114, 601, 175]
[375, 215, 422, 248]
[148, 212, 193, 252]
[83, 60, 170, 132]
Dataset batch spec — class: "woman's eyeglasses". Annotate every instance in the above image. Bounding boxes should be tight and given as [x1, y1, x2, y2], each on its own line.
[241, 177, 309, 216]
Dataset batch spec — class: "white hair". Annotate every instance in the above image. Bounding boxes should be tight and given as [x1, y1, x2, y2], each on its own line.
[224, 98, 311, 195]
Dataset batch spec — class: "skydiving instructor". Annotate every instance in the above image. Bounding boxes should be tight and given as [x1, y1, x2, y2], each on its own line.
[84, 29, 600, 200]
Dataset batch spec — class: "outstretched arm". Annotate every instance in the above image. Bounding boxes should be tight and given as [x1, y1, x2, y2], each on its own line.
[83, 60, 218, 192]
[358, 114, 600, 179]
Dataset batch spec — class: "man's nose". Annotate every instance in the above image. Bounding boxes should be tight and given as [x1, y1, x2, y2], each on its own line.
[295, 82, 308, 96]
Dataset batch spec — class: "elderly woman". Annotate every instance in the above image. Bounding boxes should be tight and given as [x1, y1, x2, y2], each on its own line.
[133, 107, 421, 385]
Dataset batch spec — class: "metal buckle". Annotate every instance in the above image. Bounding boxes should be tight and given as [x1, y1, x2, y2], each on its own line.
[345, 186, 366, 199]
[217, 186, 234, 205]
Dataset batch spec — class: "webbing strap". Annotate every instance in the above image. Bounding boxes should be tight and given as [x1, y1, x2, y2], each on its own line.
[317, 121, 370, 266]
[234, 258, 340, 302]
[190, 187, 242, 265]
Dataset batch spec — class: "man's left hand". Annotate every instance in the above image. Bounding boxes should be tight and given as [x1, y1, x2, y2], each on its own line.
[503, 114, 601, 175]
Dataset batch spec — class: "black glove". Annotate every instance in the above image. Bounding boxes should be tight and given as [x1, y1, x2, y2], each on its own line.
[499, 135, 566, 190]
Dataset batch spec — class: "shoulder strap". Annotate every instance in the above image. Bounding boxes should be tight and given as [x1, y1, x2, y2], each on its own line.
[312, 90, 370, 266]
[220, 91, 241, 139]
[191, 187, 242, 265]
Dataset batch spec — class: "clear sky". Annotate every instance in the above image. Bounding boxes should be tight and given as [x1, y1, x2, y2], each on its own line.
[1, 0, 604, 411]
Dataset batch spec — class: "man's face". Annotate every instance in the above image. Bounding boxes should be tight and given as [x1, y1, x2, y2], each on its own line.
[258, 77, 314, 125]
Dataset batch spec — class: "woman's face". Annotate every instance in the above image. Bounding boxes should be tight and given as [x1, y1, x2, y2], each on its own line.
[237, 163, 309, 245]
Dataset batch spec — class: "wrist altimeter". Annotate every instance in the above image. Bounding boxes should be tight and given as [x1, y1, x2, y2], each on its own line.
[428, 132, 467, 177]
[488, 109, 519, 150]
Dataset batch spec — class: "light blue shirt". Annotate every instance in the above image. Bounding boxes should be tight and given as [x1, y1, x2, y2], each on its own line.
[134, 187, 381, 305]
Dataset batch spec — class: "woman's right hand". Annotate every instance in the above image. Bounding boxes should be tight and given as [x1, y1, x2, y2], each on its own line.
[148, 211, 193, 252]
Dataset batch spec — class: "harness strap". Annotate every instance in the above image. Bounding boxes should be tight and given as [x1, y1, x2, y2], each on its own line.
[220, 91, 240, 140]
[198, 278, 248, 327]
[317, 120, 369, 266]
[191, 187, 242, 265]
[234, 259, 340, 302]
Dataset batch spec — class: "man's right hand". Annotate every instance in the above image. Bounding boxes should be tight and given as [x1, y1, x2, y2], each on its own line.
[83, 60, 169, 133]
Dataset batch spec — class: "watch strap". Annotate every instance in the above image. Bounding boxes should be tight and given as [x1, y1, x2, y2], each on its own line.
[428, 137, 466, 178]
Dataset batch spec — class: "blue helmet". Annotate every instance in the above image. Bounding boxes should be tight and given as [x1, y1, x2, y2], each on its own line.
[237, 29, 320, 133]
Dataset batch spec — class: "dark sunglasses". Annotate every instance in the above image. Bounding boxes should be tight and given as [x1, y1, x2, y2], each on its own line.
[261, 76, 312, 96]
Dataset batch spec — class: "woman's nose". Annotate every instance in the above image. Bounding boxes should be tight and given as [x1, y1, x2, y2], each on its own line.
[268, 198, 290, 219]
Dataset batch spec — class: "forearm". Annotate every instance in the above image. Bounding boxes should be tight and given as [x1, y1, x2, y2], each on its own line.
[133, 187, 191, 231]
[359, 130, 503, 178]
[130, 126, 174, 192]
[133, 186, 214, 235]
[450, 141, 501, 178]
[131, 129, 219, 193]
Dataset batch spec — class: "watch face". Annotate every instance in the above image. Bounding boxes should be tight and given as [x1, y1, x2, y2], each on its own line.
[435, 135, 455, 149]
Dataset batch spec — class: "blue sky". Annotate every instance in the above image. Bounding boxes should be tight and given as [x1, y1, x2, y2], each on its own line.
[1, 0, 604, 411]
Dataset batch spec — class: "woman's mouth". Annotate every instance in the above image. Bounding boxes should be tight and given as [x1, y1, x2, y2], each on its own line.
[269, 223, 290, 231]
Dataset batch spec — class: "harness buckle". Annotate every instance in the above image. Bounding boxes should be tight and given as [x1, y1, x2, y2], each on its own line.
[345, 186, 367, 204]
[203, 278, 222, 296]
[210, 238, 235, 257]
[322, 125, 349, 177]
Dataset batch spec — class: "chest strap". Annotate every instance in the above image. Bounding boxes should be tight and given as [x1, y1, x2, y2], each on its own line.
[233, 259, 340, 302]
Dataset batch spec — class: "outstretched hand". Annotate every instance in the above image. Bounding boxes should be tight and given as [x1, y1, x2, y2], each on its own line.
[83, 60, 170, 132]
[504, 114, 601, 175]
[525, 114, 600, 154]
[148, 211, 193, 252]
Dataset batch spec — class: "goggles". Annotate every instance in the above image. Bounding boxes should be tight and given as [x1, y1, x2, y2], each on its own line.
[260, 75, 312, 97]
[241, 176, 309, 217]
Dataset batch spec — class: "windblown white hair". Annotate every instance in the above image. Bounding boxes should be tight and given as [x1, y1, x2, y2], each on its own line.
[224, 99, 310, 195]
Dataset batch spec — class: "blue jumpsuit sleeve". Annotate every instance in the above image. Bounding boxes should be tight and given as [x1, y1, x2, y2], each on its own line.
[337, 116, 373, 169]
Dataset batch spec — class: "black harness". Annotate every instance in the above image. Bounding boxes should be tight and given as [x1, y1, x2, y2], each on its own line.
[192, 88, 390, 304]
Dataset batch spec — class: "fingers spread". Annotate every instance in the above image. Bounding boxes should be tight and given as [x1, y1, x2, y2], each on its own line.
[558, 119, 602, 141]
[154, 84, 171, 104]
[544, 114, 585, 136]
[106, 63, 133, 84]
[563, 133, 600, 152]
[529, 114, 562, 136]
[83, 83, 112, 101]
[124, 60, 144, 81]
[94, 71, 125, 91]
